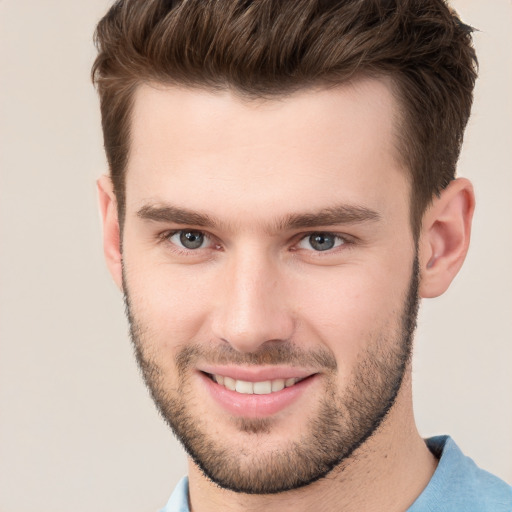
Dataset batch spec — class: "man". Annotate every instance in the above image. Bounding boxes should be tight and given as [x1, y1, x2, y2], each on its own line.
[92, 0, 511, 510]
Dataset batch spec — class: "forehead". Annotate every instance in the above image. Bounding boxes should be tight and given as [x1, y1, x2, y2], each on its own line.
[126, 78, 409, 225]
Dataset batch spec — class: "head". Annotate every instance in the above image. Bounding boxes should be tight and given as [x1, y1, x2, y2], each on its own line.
[94, 0, 477, 495]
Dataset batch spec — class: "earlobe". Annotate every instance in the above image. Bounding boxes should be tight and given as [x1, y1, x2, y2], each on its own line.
[418, 178, 475, 298]
[97, 175, 123, 291]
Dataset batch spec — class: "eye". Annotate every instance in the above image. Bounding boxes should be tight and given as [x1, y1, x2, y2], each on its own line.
[169, 230, 209, 250]
[297, 232, 345, 252]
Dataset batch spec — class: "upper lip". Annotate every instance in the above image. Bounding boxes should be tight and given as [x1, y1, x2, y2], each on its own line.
[198, 365, 317, 382]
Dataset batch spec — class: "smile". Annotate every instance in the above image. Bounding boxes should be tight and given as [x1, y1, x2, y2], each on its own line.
[200, 369, 318, 417]
[208, 373, 306, 395]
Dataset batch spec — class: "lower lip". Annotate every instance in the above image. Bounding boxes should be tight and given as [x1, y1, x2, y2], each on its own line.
[199, 372, 317, 418]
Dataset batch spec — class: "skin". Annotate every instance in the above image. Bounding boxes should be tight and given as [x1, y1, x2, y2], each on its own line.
[98, 77, 474, 512]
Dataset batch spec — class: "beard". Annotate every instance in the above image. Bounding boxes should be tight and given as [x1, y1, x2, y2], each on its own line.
[123, 256, 420, 495]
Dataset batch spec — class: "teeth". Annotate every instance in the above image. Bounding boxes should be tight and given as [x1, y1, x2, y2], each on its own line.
[212, 374, 303, 395]
[223, 376, 236, 391]
[235, 380, 254, 394]
[253, 381, 272, 395]
[271, 379, 285, 392]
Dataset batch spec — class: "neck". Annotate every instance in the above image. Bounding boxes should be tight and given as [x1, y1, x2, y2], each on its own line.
[187, 372, 437, 512]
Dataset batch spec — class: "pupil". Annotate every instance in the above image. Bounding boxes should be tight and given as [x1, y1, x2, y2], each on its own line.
[310, 233, 334, 251]
[180, 231, 204, 249]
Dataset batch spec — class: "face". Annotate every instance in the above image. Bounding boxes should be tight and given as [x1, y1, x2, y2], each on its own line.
[121, 79, 419, 493]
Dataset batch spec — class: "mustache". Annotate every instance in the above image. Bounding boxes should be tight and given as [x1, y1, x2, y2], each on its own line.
[175, 342, 338, 375]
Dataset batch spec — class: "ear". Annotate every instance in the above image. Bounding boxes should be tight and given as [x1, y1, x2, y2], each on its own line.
[97, 175, 123, 291]
[418, 178, 475, 298]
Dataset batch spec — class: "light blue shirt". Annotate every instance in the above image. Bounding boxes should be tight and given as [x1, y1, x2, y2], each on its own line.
[160, 436, 512, 512]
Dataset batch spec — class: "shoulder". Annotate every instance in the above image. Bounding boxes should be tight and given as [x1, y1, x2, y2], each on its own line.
[408, 436, 512, 512]
[159, 476, 190, 512]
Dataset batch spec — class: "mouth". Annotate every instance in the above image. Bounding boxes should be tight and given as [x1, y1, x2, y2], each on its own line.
[199, 369, 318, 418]
[204, 372, 308, 395]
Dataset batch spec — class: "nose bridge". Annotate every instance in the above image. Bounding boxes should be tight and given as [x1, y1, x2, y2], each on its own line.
[212, 244, 294, 353]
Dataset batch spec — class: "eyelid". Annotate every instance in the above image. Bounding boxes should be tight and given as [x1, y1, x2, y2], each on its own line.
[159, 229, 218, 252]
[294, 231, 355, 252]
[157, 228, 355, 254]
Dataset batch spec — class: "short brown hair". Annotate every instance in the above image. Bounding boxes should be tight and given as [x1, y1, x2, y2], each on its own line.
[92, 0, 477, 237]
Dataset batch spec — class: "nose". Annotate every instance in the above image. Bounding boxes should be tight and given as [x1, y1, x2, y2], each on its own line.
[211, 248, 295, 353]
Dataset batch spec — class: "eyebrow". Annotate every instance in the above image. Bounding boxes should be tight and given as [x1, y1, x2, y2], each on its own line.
[136, 203, 380, 232]
[281, 205, 380, 230]
[137, 204, 217, 227]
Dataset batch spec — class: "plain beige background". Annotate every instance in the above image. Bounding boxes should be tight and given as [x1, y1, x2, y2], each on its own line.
[0, 1, 510, 511]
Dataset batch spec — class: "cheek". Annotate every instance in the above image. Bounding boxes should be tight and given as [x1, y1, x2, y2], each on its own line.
[123, 252, 216, 354]
[292, 263, 410, 371]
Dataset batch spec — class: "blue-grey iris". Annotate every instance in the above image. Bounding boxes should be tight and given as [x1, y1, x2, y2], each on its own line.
[180, 231, 204, 249]
[309, 233, 335, 251]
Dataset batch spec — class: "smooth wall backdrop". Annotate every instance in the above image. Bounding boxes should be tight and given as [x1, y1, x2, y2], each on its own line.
[0, 1, 510, 511]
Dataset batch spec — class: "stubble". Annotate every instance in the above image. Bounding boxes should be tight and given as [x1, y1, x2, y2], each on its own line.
[123, 257, 420, 494]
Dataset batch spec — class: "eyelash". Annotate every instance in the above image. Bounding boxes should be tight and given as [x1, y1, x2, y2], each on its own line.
[157, 230, 218, 256]
[158, 229, 355, 256]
